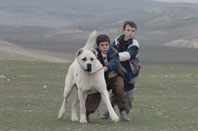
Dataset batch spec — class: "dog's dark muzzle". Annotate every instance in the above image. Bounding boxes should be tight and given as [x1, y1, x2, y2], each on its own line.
[85, 63, 92, 72]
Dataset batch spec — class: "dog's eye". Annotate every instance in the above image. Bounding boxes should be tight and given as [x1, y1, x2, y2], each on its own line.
[90, 57, 94, 61]
[82, 57, 86, 61]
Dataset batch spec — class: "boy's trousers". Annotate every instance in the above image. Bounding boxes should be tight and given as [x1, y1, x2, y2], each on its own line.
[125, 89, 134, 113]
[86, 76, 127, 113]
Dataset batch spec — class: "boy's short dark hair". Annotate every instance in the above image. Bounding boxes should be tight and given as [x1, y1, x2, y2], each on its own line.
[96, 34, 110, 46]
[123, 21, 137, 30]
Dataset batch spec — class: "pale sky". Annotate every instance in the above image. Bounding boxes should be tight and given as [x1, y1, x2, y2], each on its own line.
[154, 0, 198, 3]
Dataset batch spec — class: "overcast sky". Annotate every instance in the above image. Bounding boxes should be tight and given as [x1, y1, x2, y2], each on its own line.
[154, 0, 198, 3]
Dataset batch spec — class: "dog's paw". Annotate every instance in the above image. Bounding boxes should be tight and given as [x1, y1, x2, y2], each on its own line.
[79, 118, 87, 123]
[58, 108, 65, 119]
[71, 116, 79, 122]
[58, 113, 64, 119]
[111, 115, 120, 123]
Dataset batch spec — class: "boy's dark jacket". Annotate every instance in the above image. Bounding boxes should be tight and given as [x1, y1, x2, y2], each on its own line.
[95, 47, 126, 82]
[111, 35, 140, 91]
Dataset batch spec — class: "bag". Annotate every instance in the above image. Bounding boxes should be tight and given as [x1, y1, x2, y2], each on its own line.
[128, 57, 141, 85]
[129, 57, 141, 75]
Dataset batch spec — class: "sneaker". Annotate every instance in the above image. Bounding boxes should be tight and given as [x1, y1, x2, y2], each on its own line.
[86, 116, 90, 123]
[126, 109, 130, 114]
[120, 110, 130, 121]
[100, 111, 109, 119]
[86, 112, 90, 122]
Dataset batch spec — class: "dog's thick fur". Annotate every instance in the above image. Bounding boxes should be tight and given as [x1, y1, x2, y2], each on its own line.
[58, 31, 119, 123]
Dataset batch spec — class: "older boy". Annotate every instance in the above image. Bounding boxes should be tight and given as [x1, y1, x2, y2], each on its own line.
[113, 20, 140, 115]
[85, 34, 130, 121]
[101, 21, 140, 120]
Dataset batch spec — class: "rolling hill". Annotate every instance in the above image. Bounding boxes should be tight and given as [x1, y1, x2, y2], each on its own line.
[0, 0, 198, 64]
[0, 39, 74, 62]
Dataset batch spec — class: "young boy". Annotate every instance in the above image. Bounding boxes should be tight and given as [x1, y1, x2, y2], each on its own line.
[112, 20, 140, 115]
[101, 21, 140, 119]
[85, 34, 130, 121]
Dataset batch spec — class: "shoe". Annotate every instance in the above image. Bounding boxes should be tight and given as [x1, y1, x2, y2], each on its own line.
[126, 109, 130, 114]
[100, 111, 109, 119]
[120, 110, 130, 121]
[86, 116, 90, 123]
[86, 112, 90, 122]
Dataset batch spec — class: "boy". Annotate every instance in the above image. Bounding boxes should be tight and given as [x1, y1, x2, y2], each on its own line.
[85, 34, 130, 121]
[101, 20, 140, 119]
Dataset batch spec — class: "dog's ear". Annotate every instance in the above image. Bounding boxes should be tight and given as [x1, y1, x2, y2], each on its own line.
[76, 48, 84, 56]
[91, 48, 98, 56]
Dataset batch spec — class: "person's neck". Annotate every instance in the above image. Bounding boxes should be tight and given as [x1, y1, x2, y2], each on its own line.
[101, 52, 107, 56]
[124, 36, 132, 42]
[124, 37, 129, 41]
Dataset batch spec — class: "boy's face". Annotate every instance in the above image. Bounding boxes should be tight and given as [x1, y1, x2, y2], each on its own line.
[97, 41, 110, 54]
[123, 24, 136, 41]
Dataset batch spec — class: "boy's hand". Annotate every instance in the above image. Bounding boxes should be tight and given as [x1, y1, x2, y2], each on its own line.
[104, 66, 108, 72]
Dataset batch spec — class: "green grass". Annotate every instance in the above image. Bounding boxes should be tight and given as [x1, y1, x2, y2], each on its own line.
[0, 61, 198, 131]
[141, 45, 198, 63]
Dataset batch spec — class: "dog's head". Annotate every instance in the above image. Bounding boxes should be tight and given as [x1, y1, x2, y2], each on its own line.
[76, 48, 98, 73]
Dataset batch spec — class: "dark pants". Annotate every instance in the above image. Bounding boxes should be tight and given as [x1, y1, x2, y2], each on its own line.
[86, 76, 127, 113]
[125, 89, 134, 113]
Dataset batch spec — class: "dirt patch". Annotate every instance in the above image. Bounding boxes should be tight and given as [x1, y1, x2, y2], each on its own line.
[0, 39, 75, 63]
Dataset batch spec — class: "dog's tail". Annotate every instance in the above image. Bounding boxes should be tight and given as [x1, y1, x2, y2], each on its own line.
[83, 30, 97, 50]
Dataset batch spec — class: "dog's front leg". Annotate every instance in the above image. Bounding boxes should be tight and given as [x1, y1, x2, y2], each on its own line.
[78, 89, 87, 123]
[71, 93, 79, 122]
[101, 90, 119, 122]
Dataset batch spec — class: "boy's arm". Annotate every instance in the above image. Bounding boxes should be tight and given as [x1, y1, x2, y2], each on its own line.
[119, 52, 131, 61]
[105, 53, 120, 72]
[119, 40, 139, 61]
[126, 45, 139, 59]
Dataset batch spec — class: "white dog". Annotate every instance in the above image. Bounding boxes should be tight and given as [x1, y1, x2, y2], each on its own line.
[58, 31, 119, 123]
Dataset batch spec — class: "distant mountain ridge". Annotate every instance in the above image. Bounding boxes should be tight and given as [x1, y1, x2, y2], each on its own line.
[0, 0, 198, 53]
[164, 39, 198, 48]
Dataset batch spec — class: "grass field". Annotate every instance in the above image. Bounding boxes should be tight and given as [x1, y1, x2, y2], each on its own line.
[0, 61, 198, 131]
[141, 45, 198, 64]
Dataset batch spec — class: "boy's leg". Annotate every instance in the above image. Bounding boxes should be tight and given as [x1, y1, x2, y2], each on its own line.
[101, 76, 126, 119]
[109, 76, 130, 121]
[109, 76, 127, 110]
[86, 92, 101, 112]
[85, 92, 101, 121]
[125, 88, 134, 114]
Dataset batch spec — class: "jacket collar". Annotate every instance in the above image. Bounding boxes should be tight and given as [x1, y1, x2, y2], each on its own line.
[118, 34, 133, 46]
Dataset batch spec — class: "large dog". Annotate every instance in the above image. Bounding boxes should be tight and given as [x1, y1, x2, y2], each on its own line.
[58, 31, 119, 123]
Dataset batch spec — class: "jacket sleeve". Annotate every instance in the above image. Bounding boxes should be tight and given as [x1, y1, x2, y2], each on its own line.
[127, 45, 139, 59]
[111, 39, 139, 60]
[119, 51, 131, 61]
[121, 40, 139, 60]
[105, 53, 120, 72]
